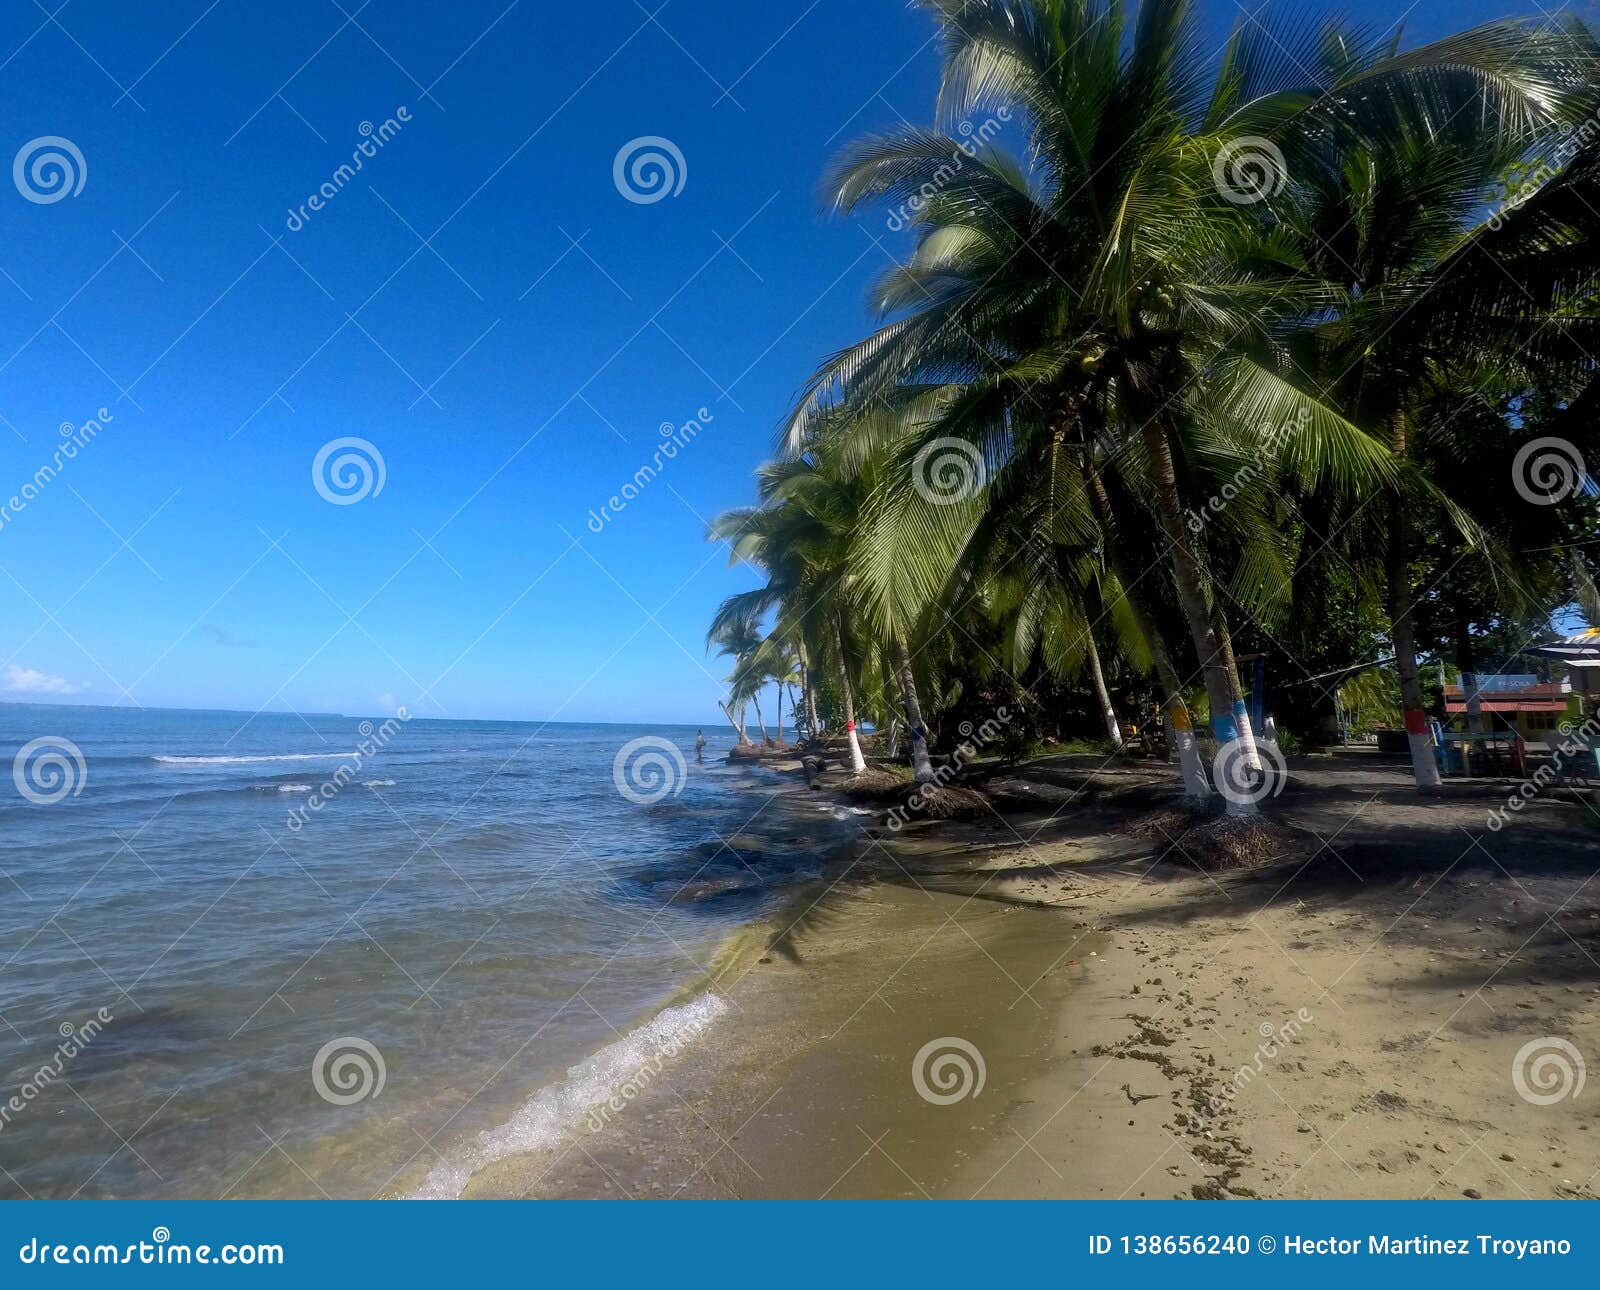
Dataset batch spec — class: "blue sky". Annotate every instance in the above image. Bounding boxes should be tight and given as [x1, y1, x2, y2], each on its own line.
[0, 0, 1545, 723]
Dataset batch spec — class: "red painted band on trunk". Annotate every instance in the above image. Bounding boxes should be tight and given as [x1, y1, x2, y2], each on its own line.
[1403, 709, 1428, 735]
[846, 721, 855, 732]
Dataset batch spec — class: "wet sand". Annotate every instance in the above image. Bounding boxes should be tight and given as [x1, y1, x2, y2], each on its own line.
[470, 752, 1600, 1199]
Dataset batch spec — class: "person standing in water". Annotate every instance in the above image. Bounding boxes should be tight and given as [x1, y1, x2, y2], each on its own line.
[694, 729, 707, 762]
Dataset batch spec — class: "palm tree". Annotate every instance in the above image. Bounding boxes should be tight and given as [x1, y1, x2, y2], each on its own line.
[788, 0, 1590, 808]
[708, 616, 762, 746]
[1273, 23, 1600, 787]
[708, 448, 876, 773]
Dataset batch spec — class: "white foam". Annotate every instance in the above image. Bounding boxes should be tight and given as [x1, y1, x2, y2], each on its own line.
[411, 992, 729, 1200]
[363, 779, 396, 788]
[155, 752, 351, 765]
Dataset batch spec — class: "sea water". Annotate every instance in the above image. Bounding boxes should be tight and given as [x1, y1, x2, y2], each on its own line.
[0, 706, 839, 1198]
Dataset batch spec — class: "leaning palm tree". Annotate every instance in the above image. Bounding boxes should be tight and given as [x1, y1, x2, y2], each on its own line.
[707, 616, 762, 746]
[708, 448, 877, 773]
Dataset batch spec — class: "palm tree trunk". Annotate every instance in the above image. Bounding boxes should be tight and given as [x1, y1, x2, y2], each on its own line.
[832, 612, 867, 773]
[774, 684, 785, 744]
[1211, 603, 1262, 774]
[891, 634, 936, 783]
[1083, 449, 1210, 800]
[752, 692, 771, 745]
[719, 700, 751, 745]
[1140, 418, 1252, 814]
[1388, 411, 1442, 791]
[1083, 631, 1124, 749]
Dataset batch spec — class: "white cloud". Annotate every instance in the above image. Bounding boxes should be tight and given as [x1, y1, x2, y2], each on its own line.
[3, 665, 87, 697]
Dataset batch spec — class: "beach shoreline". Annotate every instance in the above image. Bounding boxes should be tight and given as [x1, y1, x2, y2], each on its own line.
[462, 749, 1600, 1200]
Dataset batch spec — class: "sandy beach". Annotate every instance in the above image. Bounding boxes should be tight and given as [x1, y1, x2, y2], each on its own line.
[470, 751, 1600, 1200]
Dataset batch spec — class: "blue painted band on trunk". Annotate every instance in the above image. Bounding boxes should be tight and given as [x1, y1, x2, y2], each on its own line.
[1212, 714, 1239, 743]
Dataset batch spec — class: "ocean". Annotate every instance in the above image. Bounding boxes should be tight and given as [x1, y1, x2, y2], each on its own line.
[0, 705, 854, 1199]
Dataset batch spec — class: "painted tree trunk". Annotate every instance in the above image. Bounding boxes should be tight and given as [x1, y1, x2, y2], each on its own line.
[1140, 419, 1252, 814]
[832, 613, 867, 773]
[1388, 411, 1442, 791]
[891, 635, 936, 783]
[1211, 604, 1262, 774]
[1084, 631, 1124, 749]
[1083, 454, 1209, 801]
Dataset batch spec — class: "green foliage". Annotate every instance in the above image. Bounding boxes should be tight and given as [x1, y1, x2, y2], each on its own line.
[704, 1, 1600, 772]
